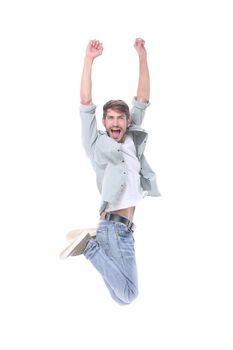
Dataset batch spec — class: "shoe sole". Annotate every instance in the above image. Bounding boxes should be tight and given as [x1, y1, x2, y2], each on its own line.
[59, 230, 93, 260]
[66, 228, 96, 243]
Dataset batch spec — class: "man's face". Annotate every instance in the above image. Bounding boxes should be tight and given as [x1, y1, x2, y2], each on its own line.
[102, 108, 131, 142]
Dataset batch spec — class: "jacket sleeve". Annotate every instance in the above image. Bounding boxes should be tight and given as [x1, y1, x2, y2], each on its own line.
[80, 104, 98, 156]
[130, 97, 150, 126]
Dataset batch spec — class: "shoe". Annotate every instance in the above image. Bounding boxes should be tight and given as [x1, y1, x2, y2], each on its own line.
[66, 228, 96, 243]
[59, 229, 96, 260]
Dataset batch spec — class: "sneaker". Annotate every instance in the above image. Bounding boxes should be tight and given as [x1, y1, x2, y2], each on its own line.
[66, 228, 96, 243]
[59, 229, 96, 260]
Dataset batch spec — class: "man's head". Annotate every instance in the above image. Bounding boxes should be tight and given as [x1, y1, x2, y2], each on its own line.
[102, 100, 131, 142]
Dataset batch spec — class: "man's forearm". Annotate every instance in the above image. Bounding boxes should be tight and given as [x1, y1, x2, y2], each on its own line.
[136, 56, 150, 102]
[80, 57, 94, 105]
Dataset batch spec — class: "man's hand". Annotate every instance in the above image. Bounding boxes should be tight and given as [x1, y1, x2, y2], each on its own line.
[134, 38, 147, 58]
[86, 40, 103, 60]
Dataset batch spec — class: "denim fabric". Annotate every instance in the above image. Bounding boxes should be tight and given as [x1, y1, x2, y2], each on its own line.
[84, 219, 138, 305]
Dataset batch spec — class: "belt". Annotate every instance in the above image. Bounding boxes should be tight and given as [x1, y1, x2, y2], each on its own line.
[105, 213, 136, 232]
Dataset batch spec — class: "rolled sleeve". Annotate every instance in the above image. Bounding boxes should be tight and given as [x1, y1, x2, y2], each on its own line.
[80, 103, 97, 114]
[80, 103, 98, 156]
[130, 98, 151, 126]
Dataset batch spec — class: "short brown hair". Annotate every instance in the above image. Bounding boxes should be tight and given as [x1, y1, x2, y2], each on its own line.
[103, 100, 130, 119]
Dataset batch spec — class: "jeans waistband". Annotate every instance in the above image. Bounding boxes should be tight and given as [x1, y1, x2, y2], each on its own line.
[105, 213, 136, 232]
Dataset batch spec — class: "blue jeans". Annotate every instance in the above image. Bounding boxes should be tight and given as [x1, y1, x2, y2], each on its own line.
[84, 219, 138, 305]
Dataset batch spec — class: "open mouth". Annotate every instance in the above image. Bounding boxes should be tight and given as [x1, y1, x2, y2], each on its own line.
[110, 128, 122, 140]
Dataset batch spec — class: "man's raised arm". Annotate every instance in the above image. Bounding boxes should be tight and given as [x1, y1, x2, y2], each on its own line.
[80, 40, 103, 105]
[134, 38, 150, 102]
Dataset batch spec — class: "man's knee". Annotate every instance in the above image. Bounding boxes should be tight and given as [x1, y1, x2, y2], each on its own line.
[120, 286, 138, 305]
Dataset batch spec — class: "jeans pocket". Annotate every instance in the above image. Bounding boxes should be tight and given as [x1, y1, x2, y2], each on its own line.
[116, 224, 135, 257]
[96, 226, 109, 251]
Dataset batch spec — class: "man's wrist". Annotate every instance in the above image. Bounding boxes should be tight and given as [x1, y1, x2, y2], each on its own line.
[84, 55, 94, 64]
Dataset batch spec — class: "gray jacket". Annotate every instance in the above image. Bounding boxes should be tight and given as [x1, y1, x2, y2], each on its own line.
[80, 98, 161, 213]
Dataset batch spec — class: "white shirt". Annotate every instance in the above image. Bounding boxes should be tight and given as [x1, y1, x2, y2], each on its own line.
[106, 135, 146, 212]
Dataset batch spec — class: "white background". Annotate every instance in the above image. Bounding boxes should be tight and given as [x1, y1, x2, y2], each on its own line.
[0, 0, 233, 349]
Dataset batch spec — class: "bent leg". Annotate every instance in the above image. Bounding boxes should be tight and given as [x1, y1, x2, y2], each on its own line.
[84, 220, 138, 305]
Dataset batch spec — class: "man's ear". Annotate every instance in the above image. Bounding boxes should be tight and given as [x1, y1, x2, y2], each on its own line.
[102, 118, 106, 127]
